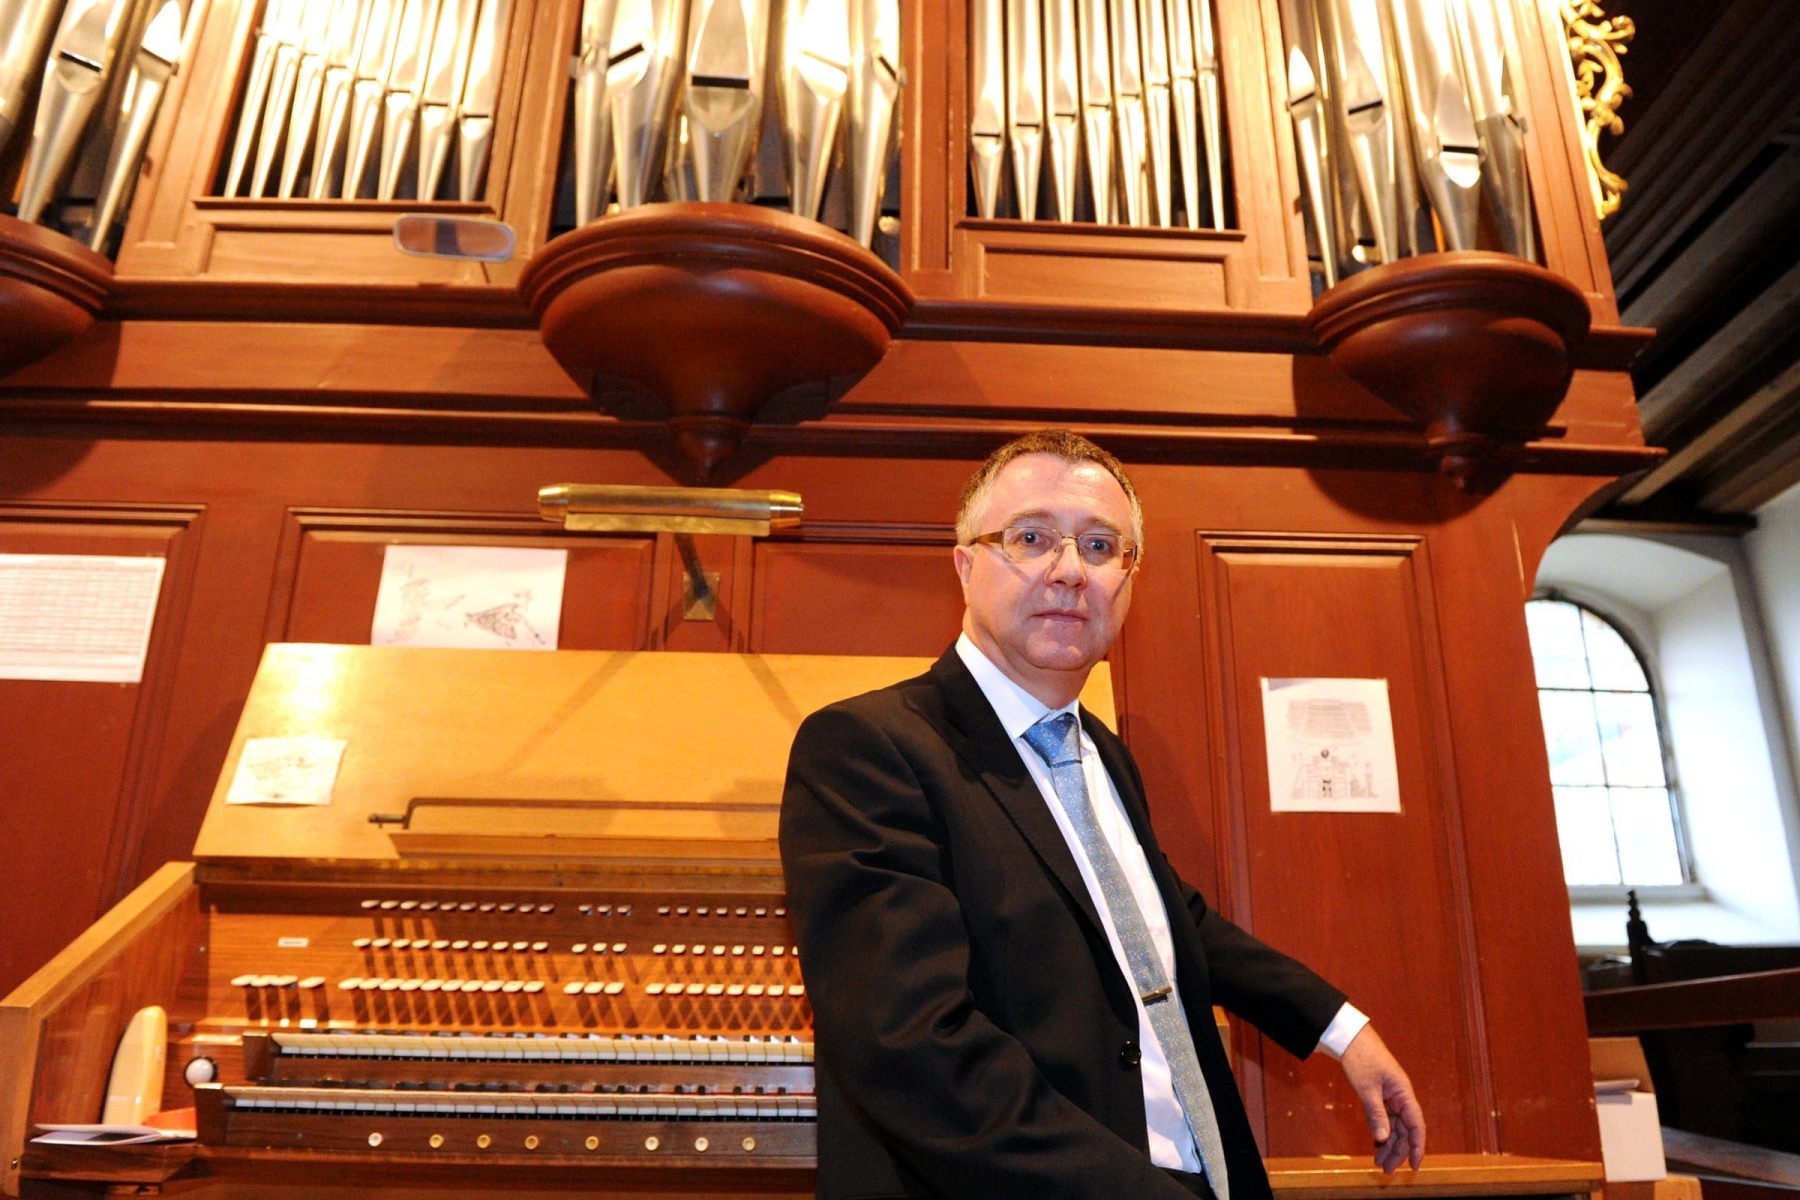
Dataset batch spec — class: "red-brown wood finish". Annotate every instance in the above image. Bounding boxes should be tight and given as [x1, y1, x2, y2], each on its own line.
[0, 0, 1648, 1188]
[1308, 253, 1595, 485]
[0, 217, 112, 379]
[520, 203, 914, 477]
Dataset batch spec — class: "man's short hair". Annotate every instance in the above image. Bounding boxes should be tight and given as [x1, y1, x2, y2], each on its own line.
[955, 430, 1145, 554]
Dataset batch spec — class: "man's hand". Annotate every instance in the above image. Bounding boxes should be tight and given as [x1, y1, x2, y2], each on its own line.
[1339, 1026, 1425, 1172]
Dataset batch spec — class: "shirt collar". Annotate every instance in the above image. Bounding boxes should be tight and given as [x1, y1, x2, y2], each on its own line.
[955, 632, 1081, 741]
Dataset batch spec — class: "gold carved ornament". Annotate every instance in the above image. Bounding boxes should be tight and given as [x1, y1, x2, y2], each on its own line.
[1559, 0, 1636, 220]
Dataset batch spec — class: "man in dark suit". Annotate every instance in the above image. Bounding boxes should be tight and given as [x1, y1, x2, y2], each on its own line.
[781, 430, 1425, 1200]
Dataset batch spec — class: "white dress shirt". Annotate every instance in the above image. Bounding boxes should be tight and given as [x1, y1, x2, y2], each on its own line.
[955, 635, 1368, 1171]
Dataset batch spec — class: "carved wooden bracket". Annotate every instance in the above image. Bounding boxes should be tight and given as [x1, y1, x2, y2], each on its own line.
[0, 215, 112, 379]
[520, 202, 914, 479]
[1307, 251, 1594, 488]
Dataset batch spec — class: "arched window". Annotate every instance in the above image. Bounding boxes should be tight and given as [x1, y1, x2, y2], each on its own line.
[1525, 597, 1688, 887]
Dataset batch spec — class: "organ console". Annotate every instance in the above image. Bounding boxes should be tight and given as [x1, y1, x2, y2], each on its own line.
[2, 644, 1121, 1194]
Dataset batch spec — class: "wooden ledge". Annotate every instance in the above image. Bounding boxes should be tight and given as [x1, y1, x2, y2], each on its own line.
[0, 214, 113, 378]
[1268, 1154, 1604, 1198]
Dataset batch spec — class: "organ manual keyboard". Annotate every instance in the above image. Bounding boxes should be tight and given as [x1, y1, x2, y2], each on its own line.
[0, 645, 1115, 1198]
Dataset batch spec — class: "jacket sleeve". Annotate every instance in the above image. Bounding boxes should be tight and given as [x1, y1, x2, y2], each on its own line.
[781, 702, 1197, 1200]
[1171, 868, 1347, 1061]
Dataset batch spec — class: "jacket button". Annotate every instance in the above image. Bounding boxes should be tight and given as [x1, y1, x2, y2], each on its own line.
[1119, 1040, 1141, 1069]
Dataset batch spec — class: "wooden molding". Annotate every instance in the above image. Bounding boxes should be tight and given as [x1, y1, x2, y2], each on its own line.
[0, 216, 113, 380]
[520, 203, 915, 478]
[1309, 252, 1596, 487]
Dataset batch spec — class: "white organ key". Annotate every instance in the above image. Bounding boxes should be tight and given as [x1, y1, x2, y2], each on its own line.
[480, 980, 504, 993]
[298, 976, 326, 989]
[727, 983, 745, 996]
[421, 979, 444, 991]
[644, 983, 665, 996]
[604, 980, 624, 995]
[563, 981, 584, 995]
[501, 980, 522, 993]
[531, 941, 549, 952]
[571, 943, 589, 953]
[583, 981, 606, 995]
[747, 984, 765, 997]
[338, 977, 362, 990]
[523, 980, 544, 993]
[611, 943, 627, 953]
[706, 983, 725, 995]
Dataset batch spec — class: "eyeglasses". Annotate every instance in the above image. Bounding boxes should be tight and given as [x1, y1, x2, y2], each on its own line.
[965, 524, 1140, 573]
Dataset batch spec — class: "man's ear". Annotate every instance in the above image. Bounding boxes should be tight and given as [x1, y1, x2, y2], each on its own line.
[952, 544, 974, 594]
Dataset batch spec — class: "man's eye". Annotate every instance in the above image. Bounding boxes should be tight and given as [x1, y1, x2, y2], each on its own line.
[1015, 529, 1047, 545]
[1082, 535, 1118, 554]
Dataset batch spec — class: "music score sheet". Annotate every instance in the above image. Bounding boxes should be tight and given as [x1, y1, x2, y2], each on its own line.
[0, 554, 167, 683]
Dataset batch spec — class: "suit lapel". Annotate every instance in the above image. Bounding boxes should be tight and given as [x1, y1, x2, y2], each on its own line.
[927, 651, 1106, 938]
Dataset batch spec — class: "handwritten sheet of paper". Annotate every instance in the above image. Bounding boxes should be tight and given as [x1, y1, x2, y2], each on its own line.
[1261, 677, 1402, 813]
[0, 554, 167, 682]
[225, 737, 348, 806]
[370, 545, 567, 650]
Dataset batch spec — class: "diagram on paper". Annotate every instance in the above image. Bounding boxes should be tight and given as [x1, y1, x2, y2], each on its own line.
[1260, 677, 1402, 813]
[370, 545, 568, 650]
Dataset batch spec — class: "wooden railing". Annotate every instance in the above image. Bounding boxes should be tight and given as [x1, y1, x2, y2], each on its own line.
[1584, 966, 1800, 1035]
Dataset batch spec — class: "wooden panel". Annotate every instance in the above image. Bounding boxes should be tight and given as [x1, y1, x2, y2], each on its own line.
[0, 505, 202, 998]
[1196, 533, 1487, 1157]
[267, 510, 658, 651]
[114, 0, 569, 288]
[749, 538, 963, 656]
[0, 861, 200, 1196]
[965, 226, 1234, 309]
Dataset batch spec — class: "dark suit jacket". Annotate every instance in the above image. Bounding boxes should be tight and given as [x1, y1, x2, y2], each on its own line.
[780, 648, 1347, 1200]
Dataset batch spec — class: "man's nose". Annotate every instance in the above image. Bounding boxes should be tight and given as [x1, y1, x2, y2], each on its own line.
[1043, 537, 1089, 585]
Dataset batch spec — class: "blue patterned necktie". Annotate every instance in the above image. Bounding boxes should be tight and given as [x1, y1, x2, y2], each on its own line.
[1022, 711, 1230, 1200]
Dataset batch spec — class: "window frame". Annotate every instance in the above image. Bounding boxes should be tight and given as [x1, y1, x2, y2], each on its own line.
[1528, 587, 1700, 900]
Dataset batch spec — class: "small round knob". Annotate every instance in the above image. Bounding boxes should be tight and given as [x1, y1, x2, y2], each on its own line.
[183, 1057, 217, 1087]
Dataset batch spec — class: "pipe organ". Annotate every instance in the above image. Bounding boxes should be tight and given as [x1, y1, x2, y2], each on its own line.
[5, 646, 1086, 1193]
[0, 0, 1656, 1195]
[1275, 0, 1535, 287]
[969, 0, 1226, 227]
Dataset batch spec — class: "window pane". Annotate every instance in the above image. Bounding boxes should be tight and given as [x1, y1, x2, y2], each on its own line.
[1554, 786, 1622, 885]
[1593, 691, 1666, 786]
[1609, 788, 1684, 885]
[1540, 690, 1606, 785]
[1582, 610, 1649, 692]
[1528, 601, 1591, 689]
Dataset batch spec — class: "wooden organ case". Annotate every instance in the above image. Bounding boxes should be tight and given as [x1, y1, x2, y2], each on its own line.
[5, 645, 1115, 1194]
[0, 0, 1658, 1192]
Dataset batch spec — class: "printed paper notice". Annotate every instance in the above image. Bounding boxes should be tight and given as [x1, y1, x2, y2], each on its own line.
[0, 554, 166, 682]
[1261, 678, 1401, 813]
[370, 545, 566, 650]
[226, 737, 347, 806]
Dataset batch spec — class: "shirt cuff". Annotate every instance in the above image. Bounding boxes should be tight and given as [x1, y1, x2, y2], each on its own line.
[1314, 1002, 1371, 1060]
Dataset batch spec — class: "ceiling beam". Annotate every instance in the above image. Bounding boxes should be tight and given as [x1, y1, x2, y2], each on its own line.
[1635, 256, 1800, 440]
[1621, 357, 1800, 505]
